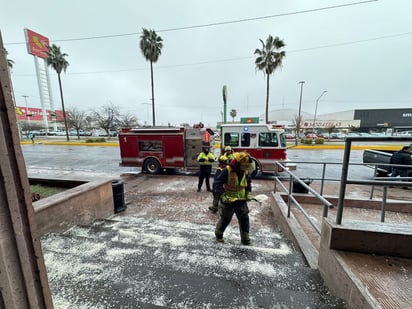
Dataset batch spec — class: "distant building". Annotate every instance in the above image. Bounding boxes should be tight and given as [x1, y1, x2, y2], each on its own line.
[262, 109, 359, 133]
[259, 108, 412, 134]
[354, 108, 412, 133]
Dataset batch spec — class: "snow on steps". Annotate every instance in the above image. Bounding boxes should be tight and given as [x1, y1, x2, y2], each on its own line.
[41, 216, 344, 308]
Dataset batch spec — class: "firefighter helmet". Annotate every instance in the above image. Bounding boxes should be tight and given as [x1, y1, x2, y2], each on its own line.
[224, 145, 232, 152]
[233, 151, 251, 164]
[219, 155, 228, 164]
[233, 151, 253, 172]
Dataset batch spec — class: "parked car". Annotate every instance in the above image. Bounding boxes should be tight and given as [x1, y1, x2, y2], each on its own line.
[305, 134, 317, 139]
[317, 133, 328, 138]
[54, 130, 67, 136]
[358, 132, 372, 137]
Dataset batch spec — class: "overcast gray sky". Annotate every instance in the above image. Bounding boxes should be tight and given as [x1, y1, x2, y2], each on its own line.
[1, 0, 411, 126]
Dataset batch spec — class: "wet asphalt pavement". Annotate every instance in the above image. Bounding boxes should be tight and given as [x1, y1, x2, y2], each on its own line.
[22, 143, 374, 180]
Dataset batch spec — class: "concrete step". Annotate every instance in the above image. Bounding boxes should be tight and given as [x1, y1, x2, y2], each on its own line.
[41, 216, 345, 308]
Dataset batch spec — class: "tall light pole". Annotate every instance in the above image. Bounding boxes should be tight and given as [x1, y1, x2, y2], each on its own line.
[296, 81, 305, 141]
[22, 95, 31, 130]
[141, 102, 151, 126]
[312, 91, 327, 139]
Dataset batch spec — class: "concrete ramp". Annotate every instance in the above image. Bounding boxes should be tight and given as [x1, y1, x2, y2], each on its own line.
[41, 216, 345, 308]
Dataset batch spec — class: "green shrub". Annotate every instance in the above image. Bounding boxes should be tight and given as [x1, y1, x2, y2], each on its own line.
[85, 138, 106, 143]
[315, 138, 324, 144]
[30, 184, 65, 199]
[301, 138, 313, 144]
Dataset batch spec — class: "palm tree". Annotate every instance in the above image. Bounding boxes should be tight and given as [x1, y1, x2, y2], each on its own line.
[254, 35, 286, 124]
[139, 28, 163, 126]
[46, 44, 70, 141]
[230, 109, 237, 123]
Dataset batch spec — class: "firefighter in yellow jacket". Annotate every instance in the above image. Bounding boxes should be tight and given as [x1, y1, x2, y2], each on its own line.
[209, 155, 229, 213]
[213, 151, 253, 245]
[197, 146, 215, 192]
[221, 145, 235, 163]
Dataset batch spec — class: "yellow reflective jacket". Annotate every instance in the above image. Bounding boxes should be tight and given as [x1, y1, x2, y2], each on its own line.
[221, 166, 250, 203]
[197, 151, 215, 165]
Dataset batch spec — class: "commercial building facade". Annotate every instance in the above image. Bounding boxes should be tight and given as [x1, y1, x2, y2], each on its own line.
[354, 108, 412, 134]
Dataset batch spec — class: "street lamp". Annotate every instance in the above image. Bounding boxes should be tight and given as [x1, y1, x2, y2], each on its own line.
[312, 91, 327, 138]
[296, 81, 305, 142]
[22, 95, 31, 129]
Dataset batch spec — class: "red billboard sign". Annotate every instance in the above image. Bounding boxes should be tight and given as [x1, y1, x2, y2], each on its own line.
[16, 106, 65, 121]
[24, 29, 50, 59]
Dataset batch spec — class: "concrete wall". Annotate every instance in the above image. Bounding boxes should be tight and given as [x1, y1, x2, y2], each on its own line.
[33, 178, 114, 235]
[318, 219, 380, 309]
[271, 192, 319, 269]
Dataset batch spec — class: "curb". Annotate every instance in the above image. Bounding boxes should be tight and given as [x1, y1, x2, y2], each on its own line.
[21, 141, 119, 147]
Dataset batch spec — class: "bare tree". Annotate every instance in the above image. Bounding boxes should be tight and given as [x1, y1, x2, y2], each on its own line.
[118, 113, 138, 128]
[327, 125, 336, 135]
[92, 102, 120, 138]
[68, 107, 87, 140]
[292, 115, 303, 136]
[85, 115, 93, 130]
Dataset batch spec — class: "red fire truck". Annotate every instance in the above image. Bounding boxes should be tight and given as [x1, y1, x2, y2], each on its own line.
[220, 123, 294, 175]
[118, 126, 211, 174]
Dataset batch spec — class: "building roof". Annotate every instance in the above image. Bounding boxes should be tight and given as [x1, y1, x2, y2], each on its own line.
[262, 109, 354, 123]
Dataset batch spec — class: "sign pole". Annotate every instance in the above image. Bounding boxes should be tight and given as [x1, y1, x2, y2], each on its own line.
[222, 85, 227, 124]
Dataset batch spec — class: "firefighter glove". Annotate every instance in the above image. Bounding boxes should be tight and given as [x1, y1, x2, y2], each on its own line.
[246, 192, 252, 201]
[208, 158, 215, 162]
[199, 158, 205, 162]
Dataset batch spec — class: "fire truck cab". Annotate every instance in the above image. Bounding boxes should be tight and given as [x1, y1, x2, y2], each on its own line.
[220, 123, 293, 176]
[118, 126, 208, 174]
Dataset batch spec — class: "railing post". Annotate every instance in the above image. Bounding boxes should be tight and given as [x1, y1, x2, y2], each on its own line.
[287, 175, 293, 218]
[322, 203, 329, 218]
[369, 165, 378, 199]
[336, 139, 352, 225]
[381, 186, 387, 222]
[320, 163, 326, 195]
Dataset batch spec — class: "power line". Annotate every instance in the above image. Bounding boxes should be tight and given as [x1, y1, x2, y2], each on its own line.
[288, 31, 412, 53]
[5, 0, 377, 45]
[11, 30, 411, 77]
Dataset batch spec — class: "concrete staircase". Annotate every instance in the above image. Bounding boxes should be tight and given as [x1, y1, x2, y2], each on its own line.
[41, 216, 345, 308]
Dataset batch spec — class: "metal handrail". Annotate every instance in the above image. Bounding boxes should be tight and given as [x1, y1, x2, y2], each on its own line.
[337, 136, 412, 224]
[274, 136, 412, 233]
[274, 162, 334, 235]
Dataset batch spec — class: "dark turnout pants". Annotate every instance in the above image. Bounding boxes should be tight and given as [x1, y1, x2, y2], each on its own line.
[198, 164, 212, 191]
[215, 200, 250, 244]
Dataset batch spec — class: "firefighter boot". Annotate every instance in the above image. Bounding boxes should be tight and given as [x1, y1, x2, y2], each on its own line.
[215, 229, 224, 243]
[240, 232, 252, 246]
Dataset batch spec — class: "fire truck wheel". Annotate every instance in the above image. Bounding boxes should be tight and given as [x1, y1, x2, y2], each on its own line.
[144, 158, 161, 174]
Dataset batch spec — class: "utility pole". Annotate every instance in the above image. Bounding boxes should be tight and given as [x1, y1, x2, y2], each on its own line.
[141, 102, 151, 126]
[22, 95, 31, 130]
[296, 81, 305, 143]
